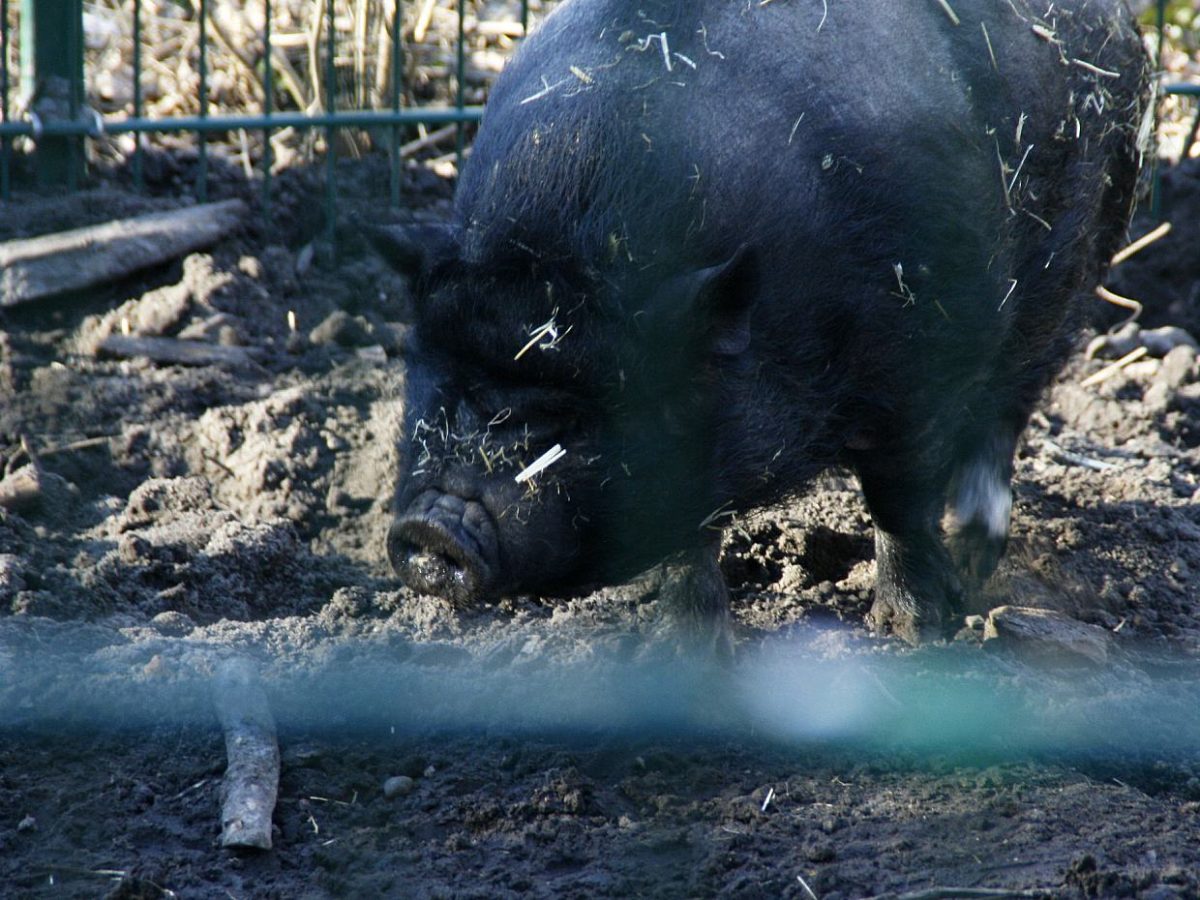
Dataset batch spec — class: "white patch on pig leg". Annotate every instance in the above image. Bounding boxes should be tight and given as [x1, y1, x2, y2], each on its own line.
[952, 459, 1012, 539]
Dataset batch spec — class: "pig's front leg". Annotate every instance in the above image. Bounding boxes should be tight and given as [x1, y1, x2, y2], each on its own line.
[635, 543, 735, 664]
[855, 457, 963, 644]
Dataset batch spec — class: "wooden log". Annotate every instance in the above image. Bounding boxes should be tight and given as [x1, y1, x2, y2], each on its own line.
[96, 334, 261, 369]
[212, 657, 279, 851]
[0, 199, 247, 308]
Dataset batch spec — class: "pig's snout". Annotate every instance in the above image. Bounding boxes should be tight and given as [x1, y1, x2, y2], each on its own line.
[388, 491, 499, 605]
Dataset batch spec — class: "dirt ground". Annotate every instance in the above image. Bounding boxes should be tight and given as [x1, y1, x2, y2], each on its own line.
[1, 144, 1199, 898]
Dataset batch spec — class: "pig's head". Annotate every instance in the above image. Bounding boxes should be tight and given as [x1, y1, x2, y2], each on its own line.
[371, 223, 758, 605]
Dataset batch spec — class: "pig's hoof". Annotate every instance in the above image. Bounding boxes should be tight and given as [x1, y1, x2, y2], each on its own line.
[633, 554, 736, 665]
[867, 591, 952, 645]
[638, 611, 736, 667]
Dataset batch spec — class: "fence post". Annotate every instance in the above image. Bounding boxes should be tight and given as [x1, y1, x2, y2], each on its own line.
[20, 0, 83, 188]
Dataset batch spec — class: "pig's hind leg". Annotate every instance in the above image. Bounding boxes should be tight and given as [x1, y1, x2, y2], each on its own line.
[855, 457, 964, 644]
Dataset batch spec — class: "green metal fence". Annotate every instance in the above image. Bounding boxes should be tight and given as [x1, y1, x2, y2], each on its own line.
[0, 0, 1197, 218]
[1155, 0, 1200, 166]
[0, 0, 533, 234]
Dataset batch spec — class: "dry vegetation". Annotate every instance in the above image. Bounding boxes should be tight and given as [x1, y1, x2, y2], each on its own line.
[1156, 2, 1200, 161]
[4, 1, 563, 175]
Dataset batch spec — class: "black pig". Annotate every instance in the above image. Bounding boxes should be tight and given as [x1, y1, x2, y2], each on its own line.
[373, 0, 1150, 647]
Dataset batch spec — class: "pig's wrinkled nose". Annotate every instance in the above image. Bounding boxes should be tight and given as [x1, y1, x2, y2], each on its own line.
[388, 491, 498, 605]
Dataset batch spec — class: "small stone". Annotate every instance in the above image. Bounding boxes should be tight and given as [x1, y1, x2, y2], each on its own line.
[383, 776, 415, 799]
[177, 312, 241, 343]
[238, 255, 263, 279]
[150, 610, 195, 637]
[0, 464, 43, 513]
[803, 839, 836, 862]
[309, 311, 371, 348]
[1141, 326, 1199, 358]
[17, 814, 36, 832]
[216, 325, 243, 347]
[355, 345, 388, 365]
[1157, 344, 1197, 390]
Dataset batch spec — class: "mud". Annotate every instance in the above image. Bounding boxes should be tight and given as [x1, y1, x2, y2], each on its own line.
[1, 158, 1199, 898]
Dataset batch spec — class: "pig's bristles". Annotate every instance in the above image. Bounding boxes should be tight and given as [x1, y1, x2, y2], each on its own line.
[934, 0, 961, 27]
[515, 444, 567, 484]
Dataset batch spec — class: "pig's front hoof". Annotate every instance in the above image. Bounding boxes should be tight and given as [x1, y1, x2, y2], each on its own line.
[638, 607, 736, 667]
[867, 590, 953, 646]
[633, 551, 736, 666]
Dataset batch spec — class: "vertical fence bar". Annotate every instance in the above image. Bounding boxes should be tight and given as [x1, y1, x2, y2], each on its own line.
[455, 0, 464, 169]
[22, 0, 83, 187]
[390, 0, 402, 207]
[132, 0, 143, 188]
[324, 0, 336, 257]
[262, 0, 273, 222]
[521, 0, 528, 36]
[197, 0, 208, 201]
[1151, 0, 1167, 219]
[1155, 0, 1165, 74]
[1, 0, 10, 201]
[69, 0, 80, 191]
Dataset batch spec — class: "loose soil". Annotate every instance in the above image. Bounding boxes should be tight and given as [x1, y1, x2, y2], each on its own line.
[1, 155, 1199, 899]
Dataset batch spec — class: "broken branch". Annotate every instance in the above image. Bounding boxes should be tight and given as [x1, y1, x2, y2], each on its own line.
[0, 200, 246, 308]
[213, 657, 279, 851]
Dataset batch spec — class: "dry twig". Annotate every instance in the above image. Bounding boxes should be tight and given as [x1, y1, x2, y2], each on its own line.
[213, 657, 279, 851]
[1110, 222, 1172, 267]
[1080, 346, 1149, 388]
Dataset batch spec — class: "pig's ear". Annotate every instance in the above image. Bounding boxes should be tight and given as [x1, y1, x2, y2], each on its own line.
[680, 244, 758, 357]
[365, 223, 461, 280]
